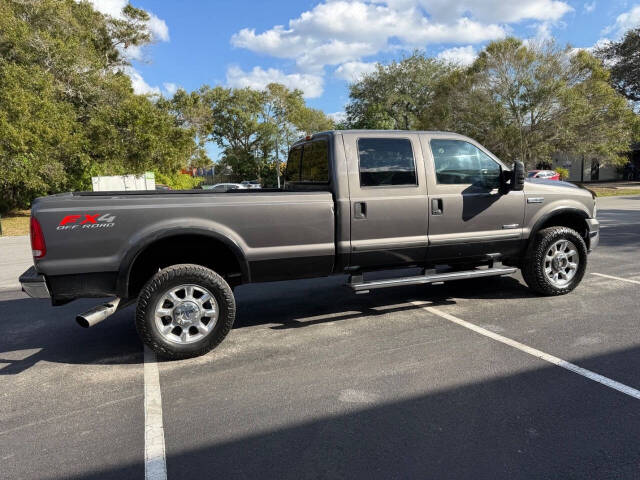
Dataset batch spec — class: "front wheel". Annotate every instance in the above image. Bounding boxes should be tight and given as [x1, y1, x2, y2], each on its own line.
[522, 226, 588, 296]
[136, 264, 236, 359]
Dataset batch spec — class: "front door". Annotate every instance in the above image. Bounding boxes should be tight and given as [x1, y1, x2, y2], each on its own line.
[422, 136, 525, 263]
[343, 132, 430, 270]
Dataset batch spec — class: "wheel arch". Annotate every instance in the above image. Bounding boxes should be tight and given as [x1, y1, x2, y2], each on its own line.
[527, 207, 589, 249]
[117, 227, 250, 299]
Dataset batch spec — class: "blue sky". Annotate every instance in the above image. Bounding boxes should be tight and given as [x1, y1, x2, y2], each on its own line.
[89, 0, 640, 160]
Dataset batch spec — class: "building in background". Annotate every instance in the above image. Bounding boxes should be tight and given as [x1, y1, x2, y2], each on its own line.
[551, 145, 640, 182]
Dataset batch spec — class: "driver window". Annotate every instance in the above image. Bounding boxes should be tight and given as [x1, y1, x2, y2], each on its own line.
[430, 139, 501, 188]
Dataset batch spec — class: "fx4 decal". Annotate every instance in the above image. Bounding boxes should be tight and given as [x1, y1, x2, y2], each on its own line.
[57, 213, 117, 231]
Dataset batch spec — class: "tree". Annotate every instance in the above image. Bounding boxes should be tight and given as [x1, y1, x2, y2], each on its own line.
[345, 51, 452, 130]
[560, 50, 636, 164]
[260, 83, 333, 186]
[197, 86, 271, 181]
[423, 38, 635, 169]
[261, 83, 305, 187]
[595, 27, 640, 103]
[177, 83, 333, 186]
[0, 0, 201, 212]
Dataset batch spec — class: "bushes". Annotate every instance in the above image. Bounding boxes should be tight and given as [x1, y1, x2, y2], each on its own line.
[154, 172, 203, 190]
[555, 167, 570, 180]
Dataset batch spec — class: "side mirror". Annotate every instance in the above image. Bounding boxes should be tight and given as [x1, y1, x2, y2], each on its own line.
[511, 161, 525, 191]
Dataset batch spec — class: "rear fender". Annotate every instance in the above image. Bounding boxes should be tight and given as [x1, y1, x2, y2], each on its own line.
[116, 224, 250, 298]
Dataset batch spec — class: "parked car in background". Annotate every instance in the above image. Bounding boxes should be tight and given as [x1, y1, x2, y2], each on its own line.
[527, 170, 560, 180]
[155, 184, 172, 191]
[204, 183, 248, 192]
[241, 180, 262, 189]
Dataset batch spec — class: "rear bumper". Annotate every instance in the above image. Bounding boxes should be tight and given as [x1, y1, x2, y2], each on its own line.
[586, 218, 599, 252]
[19, 266, 50, 299]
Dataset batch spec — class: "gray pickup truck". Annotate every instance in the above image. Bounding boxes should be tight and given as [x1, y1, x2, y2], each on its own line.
[20, 130, 599, 358]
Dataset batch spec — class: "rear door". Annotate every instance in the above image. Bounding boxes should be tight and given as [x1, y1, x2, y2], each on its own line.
[343, 132, 429, 269]
[421, 134, 524, 262]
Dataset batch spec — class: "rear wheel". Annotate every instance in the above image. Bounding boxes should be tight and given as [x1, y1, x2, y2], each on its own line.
[522, 226, 587, 296]
[136, 264, 236, 359]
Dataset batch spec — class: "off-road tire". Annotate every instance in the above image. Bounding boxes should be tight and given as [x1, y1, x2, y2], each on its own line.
[136, 264, 236, 359]
[522, 226, 587, 296]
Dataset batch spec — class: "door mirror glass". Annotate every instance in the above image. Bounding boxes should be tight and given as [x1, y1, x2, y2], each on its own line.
[511, 161, 525, 191]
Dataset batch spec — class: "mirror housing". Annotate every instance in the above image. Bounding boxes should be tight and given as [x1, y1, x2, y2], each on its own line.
[511, 161, 525, 191]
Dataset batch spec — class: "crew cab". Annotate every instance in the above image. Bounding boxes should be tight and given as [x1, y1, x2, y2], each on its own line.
[20, 130, 599, 359]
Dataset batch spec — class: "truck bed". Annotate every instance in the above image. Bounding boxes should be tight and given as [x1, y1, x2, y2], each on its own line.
[32, 189, 336, 301]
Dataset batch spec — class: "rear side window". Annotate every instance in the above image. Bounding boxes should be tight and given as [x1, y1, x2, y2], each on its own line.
[357, 138, 417, 187]
[285, 140, 329, 184]
[285, 146, 302, 183]
[301, 140, 329, 182]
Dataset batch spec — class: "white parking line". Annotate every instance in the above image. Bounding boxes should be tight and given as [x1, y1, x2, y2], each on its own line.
[591, 272, 640, 285]
[144, 347, 167, 480]
[414, 304, 640, 401]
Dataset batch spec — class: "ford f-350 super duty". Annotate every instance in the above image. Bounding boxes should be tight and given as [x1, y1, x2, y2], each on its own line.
[20, 130, 599, 359]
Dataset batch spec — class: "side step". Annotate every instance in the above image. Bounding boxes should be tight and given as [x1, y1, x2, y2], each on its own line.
[348, 267, 516, 293]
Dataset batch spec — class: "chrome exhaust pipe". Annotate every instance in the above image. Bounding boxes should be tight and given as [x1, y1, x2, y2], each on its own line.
[76, 298, 121, 328]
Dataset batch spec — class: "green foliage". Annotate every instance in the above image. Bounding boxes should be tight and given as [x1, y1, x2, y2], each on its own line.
[420, 38, 635, 169]
[171, 83, 333, 187]
[345, 51, 452, 130]
[0, 0, 201, 213]
[154, 172, 203, 190]
[342, 38, 636, 171]
[595, 27, 640, 103]
[555, 167, 569, 180]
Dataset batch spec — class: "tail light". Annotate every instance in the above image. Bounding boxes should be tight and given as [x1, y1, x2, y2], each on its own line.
[30, 217, 46, 258]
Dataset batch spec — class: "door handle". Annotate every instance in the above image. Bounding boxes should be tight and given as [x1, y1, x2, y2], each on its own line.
[354, 202, 367, 219]
[431, 198, 443, 215]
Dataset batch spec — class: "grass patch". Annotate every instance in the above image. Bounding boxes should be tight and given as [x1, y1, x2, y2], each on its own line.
[590, 188, 640, 197]
[0, 210, 30, 236]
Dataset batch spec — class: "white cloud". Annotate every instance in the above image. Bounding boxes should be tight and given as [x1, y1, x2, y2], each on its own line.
[226, 66, 324, 98]
[163, 82, 178, 96]
[436, 46, 477, 66]
[231, 1, 508, 72]
[334, 61, 378, 81]
[124, 67, 160, 95]
[146, 14, 170, 42]
[603, 5, 640, 37]
[85, 0, 169, 42]
[328, 111, 347, 123]
[534, 21, 554, 40]
[583, 1, 596, 13]
[230, 0, 574, 101]
[380, 0, 572, 23]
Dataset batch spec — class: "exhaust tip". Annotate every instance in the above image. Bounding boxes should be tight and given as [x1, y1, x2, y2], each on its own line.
[75, 299, 121, 328]
[76, 315, 91, 328]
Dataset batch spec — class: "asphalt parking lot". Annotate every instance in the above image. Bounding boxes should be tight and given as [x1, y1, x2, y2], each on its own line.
[1, 195, 639, 480]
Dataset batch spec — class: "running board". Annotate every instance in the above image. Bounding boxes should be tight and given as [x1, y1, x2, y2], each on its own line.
[348, 267, 516, 292]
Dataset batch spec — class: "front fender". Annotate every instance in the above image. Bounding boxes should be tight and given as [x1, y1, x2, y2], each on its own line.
[524, 200, 591, 240]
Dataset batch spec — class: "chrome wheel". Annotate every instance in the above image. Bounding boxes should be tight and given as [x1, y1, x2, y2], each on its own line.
[544, 239, 579, 287]
[153, 284, 218, 345]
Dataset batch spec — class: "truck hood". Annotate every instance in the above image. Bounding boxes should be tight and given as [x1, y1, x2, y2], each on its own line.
[525, 178, 596, 198]
[525, 178, 579, 189]
[524, 178, 596, 217]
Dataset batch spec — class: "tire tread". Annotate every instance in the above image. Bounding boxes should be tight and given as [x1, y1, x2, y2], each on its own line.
[135, 264, 235, 359]
[522, 226, 587, 296]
